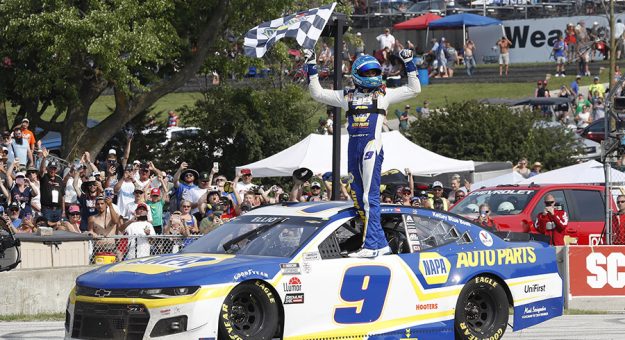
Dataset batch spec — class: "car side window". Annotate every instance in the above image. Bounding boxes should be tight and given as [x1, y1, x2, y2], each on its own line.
[569, 190, 604, 221]
[406, 214, 459, 252]
[531, 190, 569, 221]
[318, 218, 362, 259]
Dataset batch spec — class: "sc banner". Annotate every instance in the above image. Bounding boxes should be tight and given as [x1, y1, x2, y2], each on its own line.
[568, 245, 625, 297]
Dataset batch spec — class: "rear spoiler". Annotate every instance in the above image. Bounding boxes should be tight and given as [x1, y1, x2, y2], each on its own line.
[493, 231, 551, 244]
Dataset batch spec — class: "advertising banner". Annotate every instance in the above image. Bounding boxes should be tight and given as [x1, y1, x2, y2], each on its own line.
[468, 15, 625, 64]
[568, 246, 625, 297]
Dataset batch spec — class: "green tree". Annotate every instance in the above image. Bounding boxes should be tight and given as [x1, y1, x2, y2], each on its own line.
[406, 101, 584, 170]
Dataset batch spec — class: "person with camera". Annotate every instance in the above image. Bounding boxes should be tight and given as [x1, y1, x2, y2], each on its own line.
[124, 203, 155, 259]
[305, 45, 420, 257]
[535, 194, 569, 245]
[74, 173, 103, 231]
[10, 171, 38, 219]
[114, 164, 143, 218]
[172, 162, 198, 211]
[472, 204, 498, 233]
[199, 196, 226, 234]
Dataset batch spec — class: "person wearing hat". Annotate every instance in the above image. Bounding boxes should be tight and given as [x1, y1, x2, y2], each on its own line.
[399, 185, 413, 206]
[10, 171, 37, 219]
[428, 181, 450, 211]
[124, 202, 155, 259]
[61, 204, 82, 233]
[100, 148, 122, 179]
[114, 163, 143, 218]
[123, 188, 153, 224]
[9, 126, 32, 167]
[529, 162, 543, 178]
[588, 76, 605, 101]
[236, 168, 255, 197]
[7, 201, 21, 229]
[20, 118, 36, 151]
[38, 158, 65, 223]
[147, 185, 167, 235]
[188, 171, 213, 217]
[74, 173, 102, 231]
[302, 181, 326, 202]
[172, 161, 199, 210]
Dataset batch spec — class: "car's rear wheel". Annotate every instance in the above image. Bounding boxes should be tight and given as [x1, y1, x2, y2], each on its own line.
[218, 280, 280, 340]
[454, 275, 508, 340]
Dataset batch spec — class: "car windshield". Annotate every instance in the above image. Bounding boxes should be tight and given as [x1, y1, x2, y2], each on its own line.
[450, 189, 537, 216]
[181, 215, 322, 257]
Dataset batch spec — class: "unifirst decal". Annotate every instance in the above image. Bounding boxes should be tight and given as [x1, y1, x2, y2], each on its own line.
[456, 247, 536, 268]
[418, 252, 451, 285]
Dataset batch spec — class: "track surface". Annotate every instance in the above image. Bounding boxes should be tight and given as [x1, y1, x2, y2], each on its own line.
[1, 315, 624, 339]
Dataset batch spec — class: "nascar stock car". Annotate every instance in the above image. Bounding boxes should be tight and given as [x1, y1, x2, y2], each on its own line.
[65, 202, 563, 340]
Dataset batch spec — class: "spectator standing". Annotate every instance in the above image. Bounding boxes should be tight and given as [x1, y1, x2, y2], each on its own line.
[570, 75, 581, 96]
[575, 93, 592, 116]
[428, 181, 450, 211]
[535, 194, 568, 245]
[447, 178, 460, 203]
[445, 41, 458, 78]
[473, 204, 498, 232]
[385, 57, 402, 88]
[8, 201, 21, 229]
[61, 205, 82, 233]
[124, 203, 155, 259]
[588, 76, 606, 101]
[27, 167, 41, 215]
[417, 100, 430, 119]
[236, 169, 255, 197]
[611, 195, 625, 244]
[513, 158, 531, 178]
[341, 41, 352, 74]
[10, 171, 37, 218]
[179, 200, 199, 235]
[114, 164, 140, 217]
[553, 35, 567, 77]
[529, 162, 542, 177]
[497, 36, 512, 77]
[88, 196, 122, 256]
[167, 110, 178, 128]
[39, 159, 65, 223]
[395, 105, 410, 132]
[318, 42, 333, 68]
[20, 118, 35, 151]
[564, 23, 577, 62]
[464, 40, 476, 76]
[556, 85, 573, 124]
[9, 126, 33, 167]
[354, 32, 365, 57]
[376, 28, 396, 51]
[576, 104, 592, 128]
[593, 98, 605, 121]
[74, 175, 101, 231]
[147, 187, 167, 234]
[172, 162, 198, 212]
[0, 132, 12, 165]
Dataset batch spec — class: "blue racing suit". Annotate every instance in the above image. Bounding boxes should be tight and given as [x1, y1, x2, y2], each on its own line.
[308, 63, 420, 250]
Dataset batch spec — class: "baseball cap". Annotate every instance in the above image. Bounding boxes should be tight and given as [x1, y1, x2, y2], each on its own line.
[532, 161, 543, 168]
[405, 104, 411, 109]
[108, 149, 116, 155]
[1, 146, 7, 153]
[69, 205, 80, 214]
[208, 185, 220, 194]
[124, 164, 134, 172]
[22, 118, 29, 123]
[594, 76, 599, 80]
[9, 201, 19, 210]
[576, 75, 581, 79]
[356, 32, 362, 36]
[134, 188, 144, 194]
[311, 181, 321, 189]
[2, 131, 10, 137]
[85, 176, 97, 183]
[292, 167, 312, 182]
[402, 186, 411, 193]
[241, 168, 252, 176]
[150, 187, 161, 196]
[199, 172, 211, 181]
[92, 170, 101, 177]
[432, 181, 444, 189]
[133, 160, 141, 165]
[15, 172, 25, 178]
[136, 202, 148, 211]
[47, 160, 59, 168]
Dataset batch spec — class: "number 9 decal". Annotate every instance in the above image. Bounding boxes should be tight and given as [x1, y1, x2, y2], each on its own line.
[334, 265, 391, 324]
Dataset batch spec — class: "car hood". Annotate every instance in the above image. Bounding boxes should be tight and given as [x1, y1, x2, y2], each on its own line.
[76, 253, 285, 289]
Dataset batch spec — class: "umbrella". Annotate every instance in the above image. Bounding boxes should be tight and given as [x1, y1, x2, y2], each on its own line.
[393, 13, 443, 30]
[427, 13, 503, 47]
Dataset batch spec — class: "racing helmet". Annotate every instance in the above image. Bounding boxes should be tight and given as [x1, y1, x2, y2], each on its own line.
[351, 55, 382, 89]
[497, 201, 515, 214]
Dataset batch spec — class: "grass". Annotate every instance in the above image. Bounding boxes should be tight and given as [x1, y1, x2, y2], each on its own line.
[0, 312, 65, 321]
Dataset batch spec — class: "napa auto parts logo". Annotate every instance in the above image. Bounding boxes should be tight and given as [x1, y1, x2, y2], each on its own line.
[283, 277, 302, 292]
[418, 252, 451, 285]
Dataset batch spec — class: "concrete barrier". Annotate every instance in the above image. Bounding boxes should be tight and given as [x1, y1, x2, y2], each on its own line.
[0, 266, 93, 316]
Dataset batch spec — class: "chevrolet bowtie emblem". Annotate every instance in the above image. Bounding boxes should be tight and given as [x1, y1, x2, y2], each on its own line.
[94, 289, 112, 297]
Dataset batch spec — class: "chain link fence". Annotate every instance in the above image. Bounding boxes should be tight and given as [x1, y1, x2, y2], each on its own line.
[89, 235, 202, 264]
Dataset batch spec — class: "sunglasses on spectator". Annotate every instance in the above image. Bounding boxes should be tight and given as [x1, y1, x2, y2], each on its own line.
[433, 188, 443, 191]
[182, 205, 191, 208]
[618, 200, 625, 204]
[70, 213, 80, 216]
[457, 194, 466, 198]
[481, 210, 489, 214]
[242, 174, 252, 177]
[544, 201, 555, 206]
[216, 178, 226, 182]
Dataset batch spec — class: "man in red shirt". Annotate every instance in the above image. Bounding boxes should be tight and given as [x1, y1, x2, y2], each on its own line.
[535, 194, 569, 245]
[20, 118, 35, 151]
[611, 194, 625, 245]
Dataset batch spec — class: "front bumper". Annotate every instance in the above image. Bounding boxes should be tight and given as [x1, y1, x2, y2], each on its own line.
[64, 285, 231, 340]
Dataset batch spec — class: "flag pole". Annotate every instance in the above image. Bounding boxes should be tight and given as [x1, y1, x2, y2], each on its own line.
[331, 13, 346, 200]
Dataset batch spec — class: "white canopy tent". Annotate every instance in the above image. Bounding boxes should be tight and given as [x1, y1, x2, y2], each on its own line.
[518, 160, 625, 185]
[473, 171, 525, 189]
[236, 131, 475, 178]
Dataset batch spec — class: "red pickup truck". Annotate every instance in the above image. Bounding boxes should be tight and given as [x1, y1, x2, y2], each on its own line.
[449, 184, 615, 245]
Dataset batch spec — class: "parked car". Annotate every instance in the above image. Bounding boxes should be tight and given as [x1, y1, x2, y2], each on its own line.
[450, 184, 615, 245]
[578, 118, 606, 143]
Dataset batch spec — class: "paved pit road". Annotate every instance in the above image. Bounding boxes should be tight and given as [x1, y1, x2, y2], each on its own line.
[1, 315, 624, 339]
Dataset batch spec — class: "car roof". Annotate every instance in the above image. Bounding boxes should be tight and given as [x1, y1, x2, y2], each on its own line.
[250, 201, 355, 219]
[472, 183, 604, 191]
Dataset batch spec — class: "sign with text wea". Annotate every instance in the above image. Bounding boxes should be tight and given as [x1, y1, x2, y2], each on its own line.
[568, 246, 625, 297]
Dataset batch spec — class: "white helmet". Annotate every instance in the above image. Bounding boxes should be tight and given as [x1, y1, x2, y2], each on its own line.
[466, 204, 479, 213]
[498, 201, 515, 213]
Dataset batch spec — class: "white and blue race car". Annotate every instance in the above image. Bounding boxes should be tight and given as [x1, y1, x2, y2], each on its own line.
[65, 201, 563, 340]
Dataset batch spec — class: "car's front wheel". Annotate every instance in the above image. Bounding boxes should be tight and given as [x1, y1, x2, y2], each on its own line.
[218, 280, 280, 340]
[454, 275, 508, 340]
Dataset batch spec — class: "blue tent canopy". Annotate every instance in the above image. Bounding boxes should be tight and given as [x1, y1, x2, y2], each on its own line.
[428, 13, 501, 29]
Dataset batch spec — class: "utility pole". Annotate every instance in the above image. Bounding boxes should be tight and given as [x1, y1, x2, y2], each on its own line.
[604, 0, 616, 244]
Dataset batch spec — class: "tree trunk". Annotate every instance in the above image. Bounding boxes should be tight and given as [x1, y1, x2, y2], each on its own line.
[0, 101, 8, 131]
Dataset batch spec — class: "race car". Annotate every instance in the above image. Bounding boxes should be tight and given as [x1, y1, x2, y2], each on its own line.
[65, 201, 563, 340]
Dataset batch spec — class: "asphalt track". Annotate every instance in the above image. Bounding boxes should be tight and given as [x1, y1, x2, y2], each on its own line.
[1, 315, 624, 339]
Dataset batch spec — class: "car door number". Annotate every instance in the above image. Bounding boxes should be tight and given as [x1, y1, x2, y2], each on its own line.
[333, 265, 391, 324]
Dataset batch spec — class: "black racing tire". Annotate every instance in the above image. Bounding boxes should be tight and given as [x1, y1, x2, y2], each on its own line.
[218, 280, 280, 340]
[454, 275, 508, 340]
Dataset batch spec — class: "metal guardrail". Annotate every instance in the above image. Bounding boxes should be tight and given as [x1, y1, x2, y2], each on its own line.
[89, 235, 202, 264]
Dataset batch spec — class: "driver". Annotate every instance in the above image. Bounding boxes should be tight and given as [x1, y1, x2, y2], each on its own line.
[304, 47, 420, 257]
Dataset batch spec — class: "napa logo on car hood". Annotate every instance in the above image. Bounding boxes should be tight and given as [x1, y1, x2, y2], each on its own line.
[418, 252, 451, 285]
[105, 253, 234, 275]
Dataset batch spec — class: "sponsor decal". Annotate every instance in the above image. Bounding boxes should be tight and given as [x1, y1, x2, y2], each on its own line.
[569, 246, 625, 296]
[586, 252, 625, 289]
[456, 247, 536, 268]
[460, 322, 503, 339]
[284, 293, 304, 304]
[408, 233, 419, 241]
[589, 234, 603, 246]
[524, 284, 546, 293]
[415, 303, 438, 310]
[430, 211, 471, 226]
[472, 189, 533, 196]
[105, 254, 233, 275]
[479, 230, 494, 247]
[351, 113, 370, 128]
[411, 245, 421, 252]
[250, 216, 281, 223]
[302, 262, 312, 274]
[159, 309, 171, 315]
[475, 276, 498, 288]
[521, 305, 549, 319]
[418, 252, 451, 285]
[302, 251, 321, 261]
[280, 263, 301, 275]
[233, 269, 269, 281]
[400, 328, 414, 339]
[254, 280, 276, 303]
[283, 277, 302, 292]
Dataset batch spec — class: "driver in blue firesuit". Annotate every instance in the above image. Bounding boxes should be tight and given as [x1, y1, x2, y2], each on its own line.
[304, 47, 421, 257]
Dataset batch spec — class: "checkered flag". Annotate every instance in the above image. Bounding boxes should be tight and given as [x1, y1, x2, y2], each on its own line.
[244, 2, 337, 58]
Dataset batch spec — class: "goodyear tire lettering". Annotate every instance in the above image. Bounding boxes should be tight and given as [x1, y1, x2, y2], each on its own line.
[455, 276, 509, 340]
